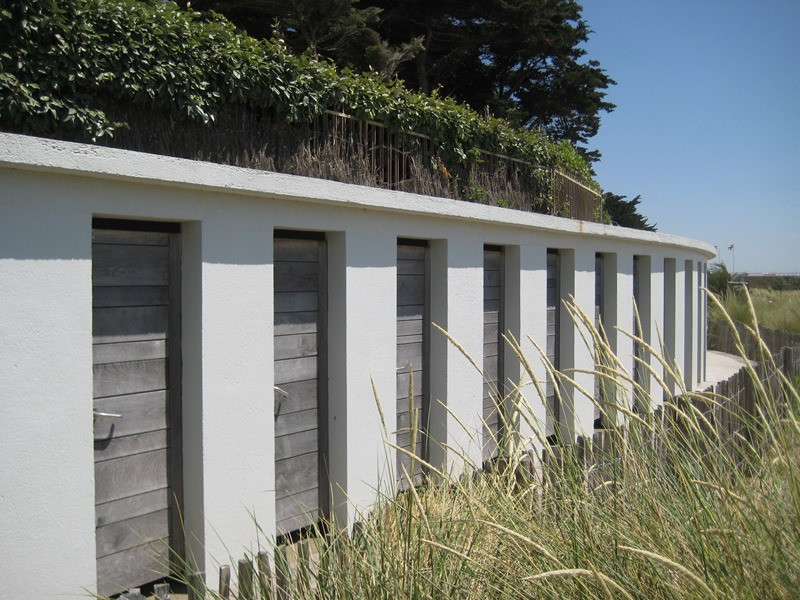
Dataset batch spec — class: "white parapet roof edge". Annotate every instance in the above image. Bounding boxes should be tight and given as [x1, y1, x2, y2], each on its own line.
[0, 132, 716, 257]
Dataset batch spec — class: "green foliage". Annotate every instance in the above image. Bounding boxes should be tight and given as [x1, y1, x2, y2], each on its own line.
[602, 192, 656, 231]
[712, 288, 800, 334]
[195, 0, 615, 158]
[707, 261, 732, 296]
[0, 0, 596, 187]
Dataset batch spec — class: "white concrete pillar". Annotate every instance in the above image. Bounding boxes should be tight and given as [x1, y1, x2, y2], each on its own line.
[504, 243, 548, 455]
[672, 259, 687, 393]
[663, 258, 678, 396]
[184, 215, 275, 587]
[648, 257, 665, 409]
[427, 236, 484, 475]
[0, 177, 96, 597]
[694, 261, 705, 385]
[684, 259, 697, 389]
[326, 228, 397, 528]
[634, 255, 652, 412]
[560, 248, 596, 441]
[615, 250, 635, 421]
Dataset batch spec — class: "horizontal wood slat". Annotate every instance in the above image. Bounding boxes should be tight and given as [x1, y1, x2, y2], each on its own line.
[95, 430, 168, 463]
[96, 508, 170, 559]
[93, 340, 166, 365]
[93, 359, 166, 398]
[274, 356, 317, 386]
[274, 311, 318, 335]
[93, 391, 168, 440]
[95, 449, 169, 505]
[95, 488, 169, 528]
[273, 261, 319, 293]
[96, 538, 170, 598]
[274, 333, 318, 361]
[93, 229, 170, 246]
[93, 285, 169, 308]
[93, 306, 168, 343]
[275, 452, 319, 500]
[276, 488, 320, 524]
[92, 244, 170, 287]
[275, 291, 318, 313]
[274, 408, 318, 438]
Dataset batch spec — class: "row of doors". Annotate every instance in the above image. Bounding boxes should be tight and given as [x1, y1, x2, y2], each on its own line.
[93, 221, 584, 593]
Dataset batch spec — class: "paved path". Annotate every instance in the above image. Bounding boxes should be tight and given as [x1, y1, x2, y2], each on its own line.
[694, 350, 749, 391]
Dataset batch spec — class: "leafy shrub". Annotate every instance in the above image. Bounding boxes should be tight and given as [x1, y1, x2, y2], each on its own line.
[0, 0, 597, 189]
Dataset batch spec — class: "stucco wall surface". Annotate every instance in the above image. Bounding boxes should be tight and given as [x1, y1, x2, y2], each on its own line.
[0, 133, 715, 597]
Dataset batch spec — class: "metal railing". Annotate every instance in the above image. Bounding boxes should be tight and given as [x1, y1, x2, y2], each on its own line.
[317, 110, 602, 222]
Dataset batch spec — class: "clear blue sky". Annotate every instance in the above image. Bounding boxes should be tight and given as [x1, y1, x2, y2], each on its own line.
[581, 1, 800, 274]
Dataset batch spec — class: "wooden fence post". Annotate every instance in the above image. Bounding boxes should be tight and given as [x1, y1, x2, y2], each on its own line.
[275, 545, 291, 600]
[218, 564, 231, 599]
[238, 558, 254, 600]
[257, 550, 274, 600]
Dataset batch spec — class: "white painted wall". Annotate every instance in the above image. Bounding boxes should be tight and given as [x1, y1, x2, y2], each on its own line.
[0, 133, 715, 597]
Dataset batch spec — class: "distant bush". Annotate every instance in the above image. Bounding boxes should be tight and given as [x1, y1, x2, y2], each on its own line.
[707, 261, 732, 295]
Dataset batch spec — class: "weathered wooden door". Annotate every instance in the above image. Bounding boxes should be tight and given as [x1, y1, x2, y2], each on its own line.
[546, 250, 560, 442]
[273, 233, 328, 536]
[594, 253, 604, 428]
[482, 246, 504, 463]
[396, 241, 429, 488]
[632, 255, 643, 411]
[92, 221, 182, 597]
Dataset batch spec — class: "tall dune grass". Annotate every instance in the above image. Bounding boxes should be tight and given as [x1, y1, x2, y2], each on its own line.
[712, 288, 800, 334]
[186, 292, 800, 600]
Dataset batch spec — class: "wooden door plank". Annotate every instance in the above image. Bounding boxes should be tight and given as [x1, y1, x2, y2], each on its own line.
[95, 430, 168, 463]
[96, 508, 170, 558]
[274, 261, 320, 293]
[274, 291, 318, 313]
[274, 356, 317, 386]
[93, 391, 168, 440]
[92, 244, 170, 287]
[95, 449, 169, 505]
[93, 359, 166, 398]
[274, 311, 318, 335]
[93, 229, 170, 246]
[276, 488, 319, 524]
[93, 306, 169, 343]
[274, 333, 318, 361]
[273, 380, 317, 415]
[93, 285, 169, 308]
[275, 429, 318, 462]
[95, 488, 169, 528]
[96, 538, 170, 598]
[274, 238, 322, 262]
[274, 408, 318, 438]
[275, 452, 319, 499]
[93, 340, 167, 365]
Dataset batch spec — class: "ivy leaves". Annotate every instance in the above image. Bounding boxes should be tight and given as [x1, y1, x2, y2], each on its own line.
[0, 0, 595, 185]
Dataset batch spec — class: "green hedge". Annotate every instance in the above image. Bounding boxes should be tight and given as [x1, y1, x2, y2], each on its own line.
[0, 0, 596, 186]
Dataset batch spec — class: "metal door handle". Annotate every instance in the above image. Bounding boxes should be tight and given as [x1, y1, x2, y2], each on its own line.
[93, 410, 122, 419]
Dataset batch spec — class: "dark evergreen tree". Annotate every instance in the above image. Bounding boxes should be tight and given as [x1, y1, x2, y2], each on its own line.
[371, 0, 614, 155]
[603, 192, 656, 231]
[189, 0, 614, 156]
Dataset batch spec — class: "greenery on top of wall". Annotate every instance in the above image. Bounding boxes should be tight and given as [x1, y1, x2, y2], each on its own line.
[0, 0, 597, 187]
